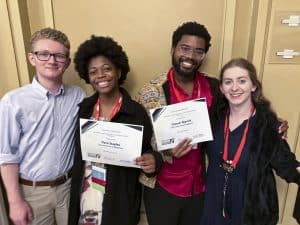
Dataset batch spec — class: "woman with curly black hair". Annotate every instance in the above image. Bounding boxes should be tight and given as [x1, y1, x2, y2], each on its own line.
[68, 36, 162, 225]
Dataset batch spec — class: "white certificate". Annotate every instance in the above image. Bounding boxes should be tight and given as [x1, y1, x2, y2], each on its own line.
[150, 98, 213, 151]
[80, 118, 143, 168]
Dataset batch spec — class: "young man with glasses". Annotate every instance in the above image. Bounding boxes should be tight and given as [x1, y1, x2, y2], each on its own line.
[0, 27, 85, 225]
[135, 21, 222, 225]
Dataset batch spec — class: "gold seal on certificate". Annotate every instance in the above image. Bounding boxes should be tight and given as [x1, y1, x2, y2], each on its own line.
[149, 98, 213, 151]
[80, 118, 143, 168]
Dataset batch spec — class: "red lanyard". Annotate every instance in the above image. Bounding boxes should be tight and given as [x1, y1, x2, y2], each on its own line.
[95, 95, 122, 121]
[168, 69, 201, 103]
[222, 105, 254, 169]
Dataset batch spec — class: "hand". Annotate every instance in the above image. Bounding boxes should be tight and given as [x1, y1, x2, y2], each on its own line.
[9, 200, 33, 225]
[170, 138, 193, 158]
[297, 166, 300, 174]
[136, 153, 156, 173]
[278, 118, 289, 140]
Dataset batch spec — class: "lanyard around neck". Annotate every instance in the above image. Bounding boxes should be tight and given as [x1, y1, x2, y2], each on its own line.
[95, 95, 122, 121]
[222, 105, 254, 169]
[168, 69, 201, 102]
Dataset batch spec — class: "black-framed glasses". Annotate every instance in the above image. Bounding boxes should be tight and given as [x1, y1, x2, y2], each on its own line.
[32, 51, 68, 63]
[179, 44, 206, 59]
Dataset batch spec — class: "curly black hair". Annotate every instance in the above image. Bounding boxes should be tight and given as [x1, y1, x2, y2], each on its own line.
[74, 36, 129, 85]
[172, 21, 211, 52]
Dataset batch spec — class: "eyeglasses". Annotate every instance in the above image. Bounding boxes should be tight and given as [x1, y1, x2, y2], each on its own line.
[32, 51, 68, 63]
[179, 45, 206, 59]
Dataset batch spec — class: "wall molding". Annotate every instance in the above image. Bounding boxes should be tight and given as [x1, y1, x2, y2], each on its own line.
[42, 0, 54, 28]
[7, 0, 31, 86]
[220, 0, 237, 68]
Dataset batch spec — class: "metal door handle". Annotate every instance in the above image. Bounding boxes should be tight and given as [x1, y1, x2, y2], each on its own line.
[276, 49, 300, 59]
[282, 15, 300, 26]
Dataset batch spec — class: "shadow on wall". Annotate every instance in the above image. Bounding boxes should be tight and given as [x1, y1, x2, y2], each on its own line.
[294, 187, 300, 224]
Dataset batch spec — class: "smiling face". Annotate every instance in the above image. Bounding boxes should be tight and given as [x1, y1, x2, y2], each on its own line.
[28, 39, 70, 83]
[88, 55, 120, 97]
[171, 35, 206, 79]
[220, 66, 257, 109]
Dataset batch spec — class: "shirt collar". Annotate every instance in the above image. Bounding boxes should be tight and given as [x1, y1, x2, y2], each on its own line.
[32, 76, 65, 99]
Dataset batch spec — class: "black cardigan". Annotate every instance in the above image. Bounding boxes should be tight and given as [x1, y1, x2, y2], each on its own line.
[242, 104, 300, 225]
[210, 103, 300, 225]
[68, 88, 162, 225]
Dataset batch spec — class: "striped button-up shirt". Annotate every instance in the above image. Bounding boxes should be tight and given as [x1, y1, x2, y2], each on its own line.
[0, 77, 85, 181]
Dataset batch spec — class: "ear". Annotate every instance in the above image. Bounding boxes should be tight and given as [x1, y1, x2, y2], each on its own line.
[28, 52, 36, 66]
[219, 84, 225, 94]
[117, 69, 122, 79]
[171, 47, 175, 56]
[63, 57, 71, 69]
[251, 85, 257, 92]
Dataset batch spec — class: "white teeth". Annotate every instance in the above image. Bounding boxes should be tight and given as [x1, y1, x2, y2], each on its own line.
[181, 61, 193, 69]
[182, 61, 192, 66]
[97, 81, 109, 87]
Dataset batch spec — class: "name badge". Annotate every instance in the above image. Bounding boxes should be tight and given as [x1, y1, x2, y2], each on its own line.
[91, 165, 106, 193]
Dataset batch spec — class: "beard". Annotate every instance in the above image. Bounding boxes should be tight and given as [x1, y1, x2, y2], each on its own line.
[172, 53, 202, 78]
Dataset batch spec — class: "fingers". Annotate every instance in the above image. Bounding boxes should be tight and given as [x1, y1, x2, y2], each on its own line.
[27, 204, 33, 222]
[136, 154, 155, 173]
[297, 166, 300, 174]
[141, 164, 155, 173]
[135, 156, 143, 164]
[9, 200, 33, 225]
[278, 119, 289, 140]
[175, 145, 193, 157]
[171, 138, 193, 158]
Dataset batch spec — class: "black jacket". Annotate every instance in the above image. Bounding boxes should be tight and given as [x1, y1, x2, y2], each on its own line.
[243, 104, 300, 225]
[68, 88, 162, 225]
[211, 103, 300, 225]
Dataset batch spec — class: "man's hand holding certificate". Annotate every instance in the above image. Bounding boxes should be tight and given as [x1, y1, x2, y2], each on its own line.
[80, 119, 143, 168]
[150, 98, 213, 151]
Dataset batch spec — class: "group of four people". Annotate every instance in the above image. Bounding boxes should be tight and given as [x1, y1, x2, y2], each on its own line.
[0, 21, 299, 225]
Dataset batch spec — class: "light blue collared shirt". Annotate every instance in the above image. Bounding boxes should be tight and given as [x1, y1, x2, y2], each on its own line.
[0, 77, 85, 181]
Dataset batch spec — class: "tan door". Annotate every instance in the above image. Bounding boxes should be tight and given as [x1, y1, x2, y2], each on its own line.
[0, 0, 21, 97]
[260, 0, 300, 224]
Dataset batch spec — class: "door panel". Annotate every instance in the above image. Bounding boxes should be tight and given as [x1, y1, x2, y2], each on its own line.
[262, 1, 300, 224]
[0, 0, 21, 97]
